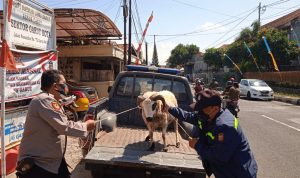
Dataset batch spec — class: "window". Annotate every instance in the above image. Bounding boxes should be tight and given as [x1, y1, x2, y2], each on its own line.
[116, 77, 134, 96]
[172, 81, 187, 101]
[249, 80, 268, 87]
[134, 77, 153, 96]
[241, 80, 248, 86]
[153, 79, 172, 92]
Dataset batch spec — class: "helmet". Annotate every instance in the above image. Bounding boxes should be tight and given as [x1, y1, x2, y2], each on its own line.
[226, 81, 233, 87]
[194, 90, 222, 111]
[196, 79, 204, 85]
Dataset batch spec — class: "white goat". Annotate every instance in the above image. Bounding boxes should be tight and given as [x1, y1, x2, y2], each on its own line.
[137, 90, 180, 151]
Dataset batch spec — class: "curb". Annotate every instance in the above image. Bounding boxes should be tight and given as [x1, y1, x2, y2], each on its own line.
[274, 96, 300, 105]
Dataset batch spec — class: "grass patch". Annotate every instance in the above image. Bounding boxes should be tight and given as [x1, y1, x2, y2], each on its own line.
[274, 92, 300, 99]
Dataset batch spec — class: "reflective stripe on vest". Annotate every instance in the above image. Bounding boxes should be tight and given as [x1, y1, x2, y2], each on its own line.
[234, 117, 239, 130]
[206, 132, 215, 140]
[198, 119, 202, 129]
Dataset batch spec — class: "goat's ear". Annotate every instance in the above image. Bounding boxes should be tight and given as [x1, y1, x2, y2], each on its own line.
[137, 95, 146, 107]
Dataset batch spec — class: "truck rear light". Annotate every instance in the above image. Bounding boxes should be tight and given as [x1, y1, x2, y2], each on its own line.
[72, 91, 86, 99]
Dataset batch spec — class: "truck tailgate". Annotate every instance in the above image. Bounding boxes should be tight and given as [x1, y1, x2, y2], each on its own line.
[85, 127, 205, 177]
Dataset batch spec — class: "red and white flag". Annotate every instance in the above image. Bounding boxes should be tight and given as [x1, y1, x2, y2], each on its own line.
[135, 12, 154, 64]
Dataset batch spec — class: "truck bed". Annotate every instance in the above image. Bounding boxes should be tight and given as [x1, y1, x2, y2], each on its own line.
[84, 126, 205, 178]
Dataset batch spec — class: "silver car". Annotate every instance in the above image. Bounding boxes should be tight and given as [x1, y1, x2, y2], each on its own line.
[239, 79, 274, 100]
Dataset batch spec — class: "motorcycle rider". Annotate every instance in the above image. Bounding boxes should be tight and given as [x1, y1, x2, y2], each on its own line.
[223, 81, 240, 117]
[194, 78, 205, 101]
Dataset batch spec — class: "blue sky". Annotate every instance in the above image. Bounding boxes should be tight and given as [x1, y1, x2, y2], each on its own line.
[2, 0, 300, 65]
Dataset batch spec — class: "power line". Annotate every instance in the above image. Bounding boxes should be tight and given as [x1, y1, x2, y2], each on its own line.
[132, 13, 140, 45]
[114, 0, 122, 23]
[261, 4, 300, 21]
[103, 0, 117, 13]
[206, 7, 258, 48]
[171, 0, 239, 18]
[147, 29, 242, 44]
[210, 31, 241, 49]
[264, 0, 291, 7]
[133, 0, 143, 35]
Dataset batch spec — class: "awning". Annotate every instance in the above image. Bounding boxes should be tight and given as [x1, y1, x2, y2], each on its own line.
[54, 8, 122, 40]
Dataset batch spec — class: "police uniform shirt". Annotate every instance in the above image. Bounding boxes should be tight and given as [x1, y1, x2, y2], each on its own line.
[18, 92, 88, 174]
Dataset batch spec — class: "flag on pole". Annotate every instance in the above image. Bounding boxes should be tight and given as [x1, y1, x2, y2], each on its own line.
[243, 41, 261, 72]
[224, 54, 243, 75]
[262, 36, 279, 71]
[7, 0, 13, 22]
[0, 40, 18, 71]
[135, 11, 153, 64]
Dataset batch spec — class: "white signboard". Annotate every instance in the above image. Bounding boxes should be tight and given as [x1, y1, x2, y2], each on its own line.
[10, 0, 54, 50]
[0, 109, 27, 148]
[4, 51, 57, 101]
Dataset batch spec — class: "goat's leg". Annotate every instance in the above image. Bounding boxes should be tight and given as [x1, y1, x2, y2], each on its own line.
[145, 131, 151, 142]
[144, 123, 152, 142]
[147, 131, 155, 151]
[162, 126, 168, 152]
[174, 118, 180, 148]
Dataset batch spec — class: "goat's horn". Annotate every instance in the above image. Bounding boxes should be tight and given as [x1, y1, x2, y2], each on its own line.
[137, 95, 146, 107]
[150, 95, 166, 110]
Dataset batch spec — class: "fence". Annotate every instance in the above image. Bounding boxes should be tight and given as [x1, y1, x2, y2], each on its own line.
[244, 71, 300, 85]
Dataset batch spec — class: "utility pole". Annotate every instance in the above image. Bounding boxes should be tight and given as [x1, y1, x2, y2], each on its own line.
[128, 0, 132, 65]
[123, 0, 128, 67]
[258, 2, 261, 28]
[145, 42, 148, 65]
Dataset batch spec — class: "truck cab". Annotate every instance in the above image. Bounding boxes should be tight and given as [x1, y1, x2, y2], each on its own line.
[108, 65, 194, 126]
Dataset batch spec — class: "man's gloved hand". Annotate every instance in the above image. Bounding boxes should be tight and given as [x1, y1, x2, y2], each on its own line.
[85, 120, 96, 132]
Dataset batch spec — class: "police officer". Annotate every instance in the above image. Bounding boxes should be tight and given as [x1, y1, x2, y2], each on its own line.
[17, 70, 96, 178]
[167, 90, 257, 178]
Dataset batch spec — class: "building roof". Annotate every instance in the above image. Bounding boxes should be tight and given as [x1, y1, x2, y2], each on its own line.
[0, 8, 122, 40]
[54, 8, 122, 40]
[262, 8, 300, 28]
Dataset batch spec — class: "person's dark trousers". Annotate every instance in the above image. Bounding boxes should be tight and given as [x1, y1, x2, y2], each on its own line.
[16, 158, 70, 178]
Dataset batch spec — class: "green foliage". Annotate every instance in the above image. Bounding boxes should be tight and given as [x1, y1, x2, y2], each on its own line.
[167, 44, 199, 67]
[204, 21, 300, 73]
[152, 43, 159, 66]
[203, 48, 224, 71]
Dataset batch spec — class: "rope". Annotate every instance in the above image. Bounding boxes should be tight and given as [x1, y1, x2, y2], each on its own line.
[94, 106, 139, 124]
[80, 106, 139, 149]
[171, 117, 193, 139]
[79, 106, 194, 150]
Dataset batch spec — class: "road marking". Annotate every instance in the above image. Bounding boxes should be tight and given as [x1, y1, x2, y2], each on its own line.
[261, 115, 300, 132]
[290, 118, 300, 125]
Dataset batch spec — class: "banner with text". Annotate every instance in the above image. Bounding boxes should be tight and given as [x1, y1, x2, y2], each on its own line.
[4, 51, 57, 101]
[10, 0, 54, 50]
[0, 108, 27, 149]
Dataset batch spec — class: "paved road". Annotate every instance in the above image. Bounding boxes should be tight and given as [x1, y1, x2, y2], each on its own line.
[7, 99, 300, 178]
[238, 98, 300, 178]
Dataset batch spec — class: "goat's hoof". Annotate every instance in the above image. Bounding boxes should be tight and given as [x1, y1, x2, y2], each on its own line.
[145, 136, 151, 142]
[162, 148, 168, 152]
[147, 143, 155, 151]
[176, 142, 180, 148]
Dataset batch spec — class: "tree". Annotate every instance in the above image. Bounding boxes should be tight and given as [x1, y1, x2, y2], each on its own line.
[152, 42, 159, 66]
[167, 44, 199, 67]
[225, 22, 300, 72]
[203, 48, 224, 71]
